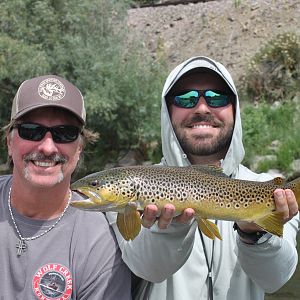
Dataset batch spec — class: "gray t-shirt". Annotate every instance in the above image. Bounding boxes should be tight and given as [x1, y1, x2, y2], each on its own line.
[0, 175, 131, 299]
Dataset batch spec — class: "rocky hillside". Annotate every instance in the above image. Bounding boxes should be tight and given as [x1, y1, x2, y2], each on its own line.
[125, 0, 300, 177]
[128, 0, 300, 82]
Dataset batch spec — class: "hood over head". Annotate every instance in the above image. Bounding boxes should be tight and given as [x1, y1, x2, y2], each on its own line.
[160, 56, 244, 176]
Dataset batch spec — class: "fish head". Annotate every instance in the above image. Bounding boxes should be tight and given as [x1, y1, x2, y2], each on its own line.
[70, 169, 136, 212]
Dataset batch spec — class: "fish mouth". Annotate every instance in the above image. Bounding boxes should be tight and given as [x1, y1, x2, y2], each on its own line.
[70, 188, 102, 211]
[70, 188, 120, 212]
[70, 200, 102, 211]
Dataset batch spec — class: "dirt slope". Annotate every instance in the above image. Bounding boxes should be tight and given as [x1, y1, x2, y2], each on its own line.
[128, 0, 300, 82]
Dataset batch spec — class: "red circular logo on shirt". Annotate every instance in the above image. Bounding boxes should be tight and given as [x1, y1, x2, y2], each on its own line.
[32, 263, 72, 299]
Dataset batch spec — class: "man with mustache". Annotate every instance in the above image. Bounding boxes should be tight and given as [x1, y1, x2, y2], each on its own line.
[107, 56, 299, 300]
[0, 75, 131, 299]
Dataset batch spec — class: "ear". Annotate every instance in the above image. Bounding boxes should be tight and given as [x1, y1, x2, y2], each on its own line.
[76, 143, 83, 161]
[6, 133, 13, 156]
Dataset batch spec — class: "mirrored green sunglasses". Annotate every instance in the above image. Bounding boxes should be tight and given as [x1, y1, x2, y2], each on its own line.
[172, 89, 231, 108]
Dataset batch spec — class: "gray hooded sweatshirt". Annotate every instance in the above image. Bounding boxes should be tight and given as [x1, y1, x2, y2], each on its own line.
[107, 56, 299, 300]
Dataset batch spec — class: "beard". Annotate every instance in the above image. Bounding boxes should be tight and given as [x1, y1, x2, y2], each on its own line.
[173, 115, 234, 157]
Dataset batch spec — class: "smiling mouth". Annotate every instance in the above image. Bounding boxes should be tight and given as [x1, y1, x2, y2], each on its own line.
[31, 161, 60, 167]
[191, 124, 214, 129]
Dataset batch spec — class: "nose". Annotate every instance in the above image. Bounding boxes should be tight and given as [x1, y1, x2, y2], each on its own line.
[37, 132, 59, 155]
[193, 96, 211, 114]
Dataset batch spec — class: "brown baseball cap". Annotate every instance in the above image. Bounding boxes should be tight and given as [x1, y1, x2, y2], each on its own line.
[11, 75, 86, 124]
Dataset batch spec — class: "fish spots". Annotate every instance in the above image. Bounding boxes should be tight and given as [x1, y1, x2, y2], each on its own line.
[238, 197, 244, 202]
[75, 165, 285, 226]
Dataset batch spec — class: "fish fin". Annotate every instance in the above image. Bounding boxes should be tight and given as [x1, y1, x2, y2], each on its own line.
[117, 205, 141, 241]
[273, 177, 285, 186]
[198, 219, 222, 240]
[255, 212, 284, 237]
[191, 165, 228, 178]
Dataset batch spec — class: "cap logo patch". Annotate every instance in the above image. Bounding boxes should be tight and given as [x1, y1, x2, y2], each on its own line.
[38, 78, 66, 101]
[32, 263, 73, 299]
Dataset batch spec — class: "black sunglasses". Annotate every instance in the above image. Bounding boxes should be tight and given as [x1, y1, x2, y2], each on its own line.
[14, 123, 82, 143]
[171, 89, 231, 109]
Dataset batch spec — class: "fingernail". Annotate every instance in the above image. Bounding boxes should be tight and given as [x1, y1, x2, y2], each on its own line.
[186, 211, 194, 219]
[275, 190, 284, 199]
[164, 207, 173, 217]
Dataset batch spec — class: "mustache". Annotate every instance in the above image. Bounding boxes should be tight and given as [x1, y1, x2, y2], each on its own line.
[183, 115, 223, 127]
[23, 152, 68, 164]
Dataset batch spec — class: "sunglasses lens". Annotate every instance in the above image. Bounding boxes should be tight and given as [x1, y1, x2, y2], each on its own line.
[18, 124, 45, 141]
[51, 126, 80, 143]
[205, 90, 229, 107]
[174, 90, 199, 108]
[16, 123, 80, 143]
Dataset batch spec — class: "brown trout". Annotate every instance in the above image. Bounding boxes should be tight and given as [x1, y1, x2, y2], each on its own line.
[70, 165, 300, 241]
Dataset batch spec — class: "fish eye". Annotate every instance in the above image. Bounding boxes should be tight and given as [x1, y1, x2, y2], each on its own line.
[90, 180, 99, 187]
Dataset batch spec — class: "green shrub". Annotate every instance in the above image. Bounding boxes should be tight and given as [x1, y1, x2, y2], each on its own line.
[241, 32, 300, 103]
[0, 0, 167, 178]
[242, 100, 300, 176]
